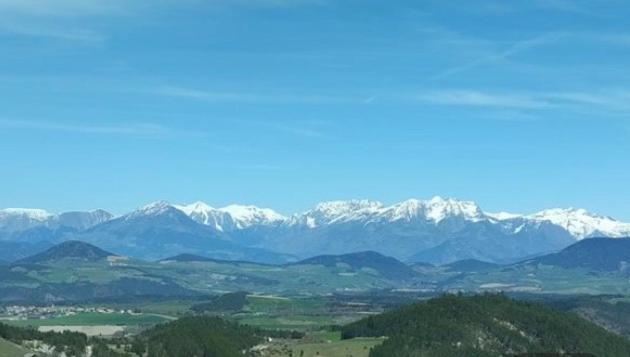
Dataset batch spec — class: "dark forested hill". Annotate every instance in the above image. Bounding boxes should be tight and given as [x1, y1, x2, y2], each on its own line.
[138, 316, 300, 357]
[342, 294, 630, 357]
[14, 240, 113, 264]
[526, 237, 630, 271]
[292, 251, 416, 280]
[141, 317, 261, 357]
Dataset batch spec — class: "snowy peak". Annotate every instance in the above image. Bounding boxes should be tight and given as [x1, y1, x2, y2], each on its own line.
[174, 201, 286, 231]
[221, 204, 286, 228]
[284, 197, 487, 228]
[528, 208, 630, 239]
[313, 200, 383, 213]
[425, 196, 484, 222]
[289, 200, 384, 227]
[385, 196, 484, 223]
[123, 201, 192, 223]
[176, 201, 214, 215]
[311, 200, 383, 219]
[133, 201, 174, 216]
[174, 202, 229, 230]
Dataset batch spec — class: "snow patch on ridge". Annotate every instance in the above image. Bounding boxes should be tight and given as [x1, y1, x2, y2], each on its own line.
[0, 208, 54, 221]
[487, 212, 523, 221]
[221, 204, 286, 228]
[384, 196, 484, 223]
[528, 208, 630, 239]
[175, 201, 286, 231]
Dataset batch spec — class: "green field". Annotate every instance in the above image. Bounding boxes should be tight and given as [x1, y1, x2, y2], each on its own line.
[237, 314, 335, 331]
[446, 265, 630, 295]
[0, 338, 29, 357]
[233, 295, 367, 331]
[87, 299, 198, 317]
[247, 295, 327, 313]
[3, 312, 169, 327]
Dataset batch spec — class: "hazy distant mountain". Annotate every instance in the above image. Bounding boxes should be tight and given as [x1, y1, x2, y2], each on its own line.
[0, 208, 54, 232]
[70, 201, 293, 264]
[57, 209, 114, 230]
[3, 197, 630, 265]
[0, 240, 53, 262]
[159, 253, 272, 266]
[525, 237, 630, 272]
[407, 218, 574, 265]
[15, 240, 114, 264]
[160, 253, 217, 263]
[0, 208, 112, 234]
[442, 259, 501, 272]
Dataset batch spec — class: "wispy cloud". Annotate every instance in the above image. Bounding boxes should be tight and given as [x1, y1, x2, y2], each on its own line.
[431, 33, 566, 80]
[149, 85, 343, 104]
[233, 0, 327, 7]
[0, 0, 120, 42]
[415, 89, 630, 113]
[233, 118, 333, 140]
[544, 90, 630, 112]
[273, 124, 330, 139]
[0, 119, 205, 137]
[0, 22, 106, 42]
[416, 91, 549, 109]
[533, 0, 593, 15]
[363, 96, 377, 104]
[0, 0, 323, 17]
[575, 32, 630, 47]
[230, 163, 283, 171]
[0, 0, 124, 17]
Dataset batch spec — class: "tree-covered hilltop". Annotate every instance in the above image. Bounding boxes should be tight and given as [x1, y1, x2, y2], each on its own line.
[138, 316, 302, 357]
[342, 294, 630, 357]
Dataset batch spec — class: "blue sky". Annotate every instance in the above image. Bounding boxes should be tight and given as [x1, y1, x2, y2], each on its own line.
[1, 0, 629, 219]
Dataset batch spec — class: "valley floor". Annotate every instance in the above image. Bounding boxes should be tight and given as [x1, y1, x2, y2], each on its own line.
[2, 292, 630, 356]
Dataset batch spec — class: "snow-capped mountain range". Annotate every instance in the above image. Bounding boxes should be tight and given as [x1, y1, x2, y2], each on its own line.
[1, 197, 629, 264]
[170, 197, 629, 240]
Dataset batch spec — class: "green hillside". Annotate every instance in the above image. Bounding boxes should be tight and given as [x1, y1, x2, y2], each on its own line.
[342, 294, 630, 357]
[0, 337, 30, 357]
[293, 251, 417, 280]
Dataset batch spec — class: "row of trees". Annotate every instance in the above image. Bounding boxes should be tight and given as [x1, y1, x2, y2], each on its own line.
[0, 322, 87, 355]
